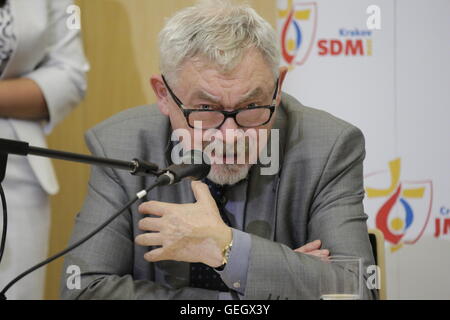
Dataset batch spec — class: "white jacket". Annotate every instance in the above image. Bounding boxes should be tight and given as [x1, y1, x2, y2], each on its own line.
[0, 0, 89, 194]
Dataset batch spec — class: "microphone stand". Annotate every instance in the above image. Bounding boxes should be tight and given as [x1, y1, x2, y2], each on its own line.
[0, 138, 167, 300]
[0, 153, 7, 268]
[0, 152, 7, 183]
[0, 138, 161, 177]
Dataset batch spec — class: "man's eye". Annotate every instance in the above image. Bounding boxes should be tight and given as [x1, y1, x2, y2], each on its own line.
[199, 105, 214, 110]
[247, 103, 258, 108]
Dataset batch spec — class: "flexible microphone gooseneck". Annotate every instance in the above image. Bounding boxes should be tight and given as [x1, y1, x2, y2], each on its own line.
[0, 138, 210, 300]
[157, 149, 211, 185]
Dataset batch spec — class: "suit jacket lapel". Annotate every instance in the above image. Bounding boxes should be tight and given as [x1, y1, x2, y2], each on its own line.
[244, 105, 287, 241]
[244, 167, 280, 240]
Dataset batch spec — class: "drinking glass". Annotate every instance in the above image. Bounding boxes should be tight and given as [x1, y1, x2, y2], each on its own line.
[319, 256, 362, 300]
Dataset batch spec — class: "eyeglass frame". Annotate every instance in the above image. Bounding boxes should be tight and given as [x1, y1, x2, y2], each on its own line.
[161, 74, 279, 129]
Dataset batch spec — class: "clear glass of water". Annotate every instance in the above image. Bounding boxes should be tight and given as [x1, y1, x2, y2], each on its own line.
[319, 256, 362, 300]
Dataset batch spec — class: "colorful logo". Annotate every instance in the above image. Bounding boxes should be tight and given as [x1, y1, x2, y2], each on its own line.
[364, 159, 433, 252]
[278, 1, 374, 67]
[278, 0, 317, 67]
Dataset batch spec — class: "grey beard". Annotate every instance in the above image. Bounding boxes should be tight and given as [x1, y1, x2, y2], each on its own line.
[207, 163, 252, 186]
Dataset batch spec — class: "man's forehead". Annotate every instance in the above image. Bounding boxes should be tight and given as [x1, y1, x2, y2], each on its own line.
[187, 48, 269, 72]
[180, 50, 273, 83]
[175, 53, 275, 103]
[189, 86, 267, 103]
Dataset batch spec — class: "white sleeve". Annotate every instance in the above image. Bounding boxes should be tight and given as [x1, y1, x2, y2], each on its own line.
[24, 0, 89, 134]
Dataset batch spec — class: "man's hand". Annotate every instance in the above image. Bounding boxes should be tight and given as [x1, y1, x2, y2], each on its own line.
[294, 240, 330, 258]
[135, 180, 232, 268]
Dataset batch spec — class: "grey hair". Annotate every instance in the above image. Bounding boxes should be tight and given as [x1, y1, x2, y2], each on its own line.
[158, 0, 280, 84]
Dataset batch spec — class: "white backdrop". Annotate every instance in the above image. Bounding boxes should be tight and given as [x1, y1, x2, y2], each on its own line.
[277, 0, 450, 299]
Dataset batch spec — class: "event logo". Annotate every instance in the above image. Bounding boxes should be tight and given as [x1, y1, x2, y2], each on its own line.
[364, 159, 433, 252]
[278, 1, 374, 68]
[278, 0, 318, 67]
[317, 28, 373, 57]
[435, 206, 450, 238]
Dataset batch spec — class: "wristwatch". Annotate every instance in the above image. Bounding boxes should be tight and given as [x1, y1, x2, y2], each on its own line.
[214, 239, 233, 271]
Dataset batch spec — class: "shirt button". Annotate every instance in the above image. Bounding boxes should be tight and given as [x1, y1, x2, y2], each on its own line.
[233, 282, 241, 289]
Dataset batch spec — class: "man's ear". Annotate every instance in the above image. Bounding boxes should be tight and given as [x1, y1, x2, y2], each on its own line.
[150, 75, 170, 116]
[276, 66, 289, 105]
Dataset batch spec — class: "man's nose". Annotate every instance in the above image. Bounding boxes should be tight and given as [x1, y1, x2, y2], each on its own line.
[218, 117, 241, 144]
[219, 116, 240, 132]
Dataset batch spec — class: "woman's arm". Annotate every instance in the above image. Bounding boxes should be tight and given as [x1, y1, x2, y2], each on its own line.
[0, 78, 48, 120]
[20, 0, 89, 133]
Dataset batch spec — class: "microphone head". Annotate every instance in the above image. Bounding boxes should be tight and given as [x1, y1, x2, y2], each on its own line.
[163, 150, 211, 184]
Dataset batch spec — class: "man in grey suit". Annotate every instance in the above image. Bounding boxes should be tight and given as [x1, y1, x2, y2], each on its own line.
[61, 1, 377, 300]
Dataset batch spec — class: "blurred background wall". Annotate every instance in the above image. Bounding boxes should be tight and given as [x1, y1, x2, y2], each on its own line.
[44, 0, 276, 300]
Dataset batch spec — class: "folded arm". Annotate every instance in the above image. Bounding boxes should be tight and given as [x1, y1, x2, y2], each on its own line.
[243, 125, 377, 300]
[0, 78, 48, 120]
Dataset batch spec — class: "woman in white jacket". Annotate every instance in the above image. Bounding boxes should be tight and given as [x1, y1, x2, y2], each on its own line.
[0, 0, 89, 299]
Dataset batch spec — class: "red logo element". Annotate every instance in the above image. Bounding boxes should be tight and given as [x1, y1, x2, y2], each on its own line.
[365, 159, 433, 252]
[278, 1, 318, 67]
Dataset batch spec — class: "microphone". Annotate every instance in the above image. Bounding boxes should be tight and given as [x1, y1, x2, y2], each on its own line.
[156, 150, 211, 185]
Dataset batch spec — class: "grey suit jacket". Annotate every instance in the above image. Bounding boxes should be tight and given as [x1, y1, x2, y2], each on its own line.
[60, 93, 377, 300]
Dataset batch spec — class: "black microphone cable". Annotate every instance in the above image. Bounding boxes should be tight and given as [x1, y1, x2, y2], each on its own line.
[0, 183, 7, 265]
[0, 174, 172, 300]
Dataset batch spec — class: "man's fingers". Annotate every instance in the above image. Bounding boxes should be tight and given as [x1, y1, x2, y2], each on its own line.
[138, 217, 163, 232]
[144, 247, 166, 262]
[295, 239, 322, 253]
[191, 180, 215, 206]
[138, 201, 176, 216]
[293, 239, 329, 258]
[308, 249, 330, 257]
[135, 232, 162, 247]
[294, 249, 330, 258]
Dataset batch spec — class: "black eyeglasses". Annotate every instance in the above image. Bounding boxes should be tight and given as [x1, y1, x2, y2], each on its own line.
[161, 75, 279, 129]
